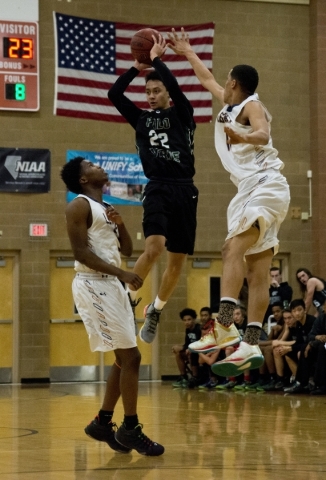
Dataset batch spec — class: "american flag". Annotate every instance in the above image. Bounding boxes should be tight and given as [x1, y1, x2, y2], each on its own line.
[53, 13, 214, 123]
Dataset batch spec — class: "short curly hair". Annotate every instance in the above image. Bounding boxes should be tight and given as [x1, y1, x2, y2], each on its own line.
[179, 308, 197, 320]
[231, 64, 259, 95]
[60, 157, 85, 194]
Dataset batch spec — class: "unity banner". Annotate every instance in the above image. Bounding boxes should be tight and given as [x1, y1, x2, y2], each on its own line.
[66, 150, 148, 206]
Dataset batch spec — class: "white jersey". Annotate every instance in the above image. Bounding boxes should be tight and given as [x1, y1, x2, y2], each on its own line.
[214, 94, 284, 186]
[74, 194, 121, 273]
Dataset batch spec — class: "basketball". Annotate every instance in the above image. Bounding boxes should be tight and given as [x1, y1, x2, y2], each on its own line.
[130, 28, 161, 64]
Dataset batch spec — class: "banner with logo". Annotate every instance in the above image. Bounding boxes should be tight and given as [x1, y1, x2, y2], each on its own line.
[0, 148, 50, 193]
[66, 150, 148, 206]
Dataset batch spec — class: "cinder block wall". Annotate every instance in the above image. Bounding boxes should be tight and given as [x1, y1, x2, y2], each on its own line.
[0, 0, 313, 379]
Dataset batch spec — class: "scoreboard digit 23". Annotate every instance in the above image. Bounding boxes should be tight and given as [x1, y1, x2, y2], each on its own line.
[0, 20, 39, 111]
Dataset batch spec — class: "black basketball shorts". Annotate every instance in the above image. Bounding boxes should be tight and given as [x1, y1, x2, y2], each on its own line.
[142, 180, 198, 255]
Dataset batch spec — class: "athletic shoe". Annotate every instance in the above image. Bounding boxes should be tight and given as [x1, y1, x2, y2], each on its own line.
[172, 376, 188, 388]
[234, 380, 251, 390]
[244, 378, 264, 390]
[258, 379, 276, 392]
[188, 320, 241, 353]
[115, 423, 164, 456]
[198, 379, 218, 389]
[84, 417, 131, 453]
[139, 303, 162, 343]
[128, 294, 142, 336]
[211, 342, 264, 377]
[283, 381, 305, 394]
[215, 380, 237, 389]
[274, 380, 286, 390]
[187, 376, 200, 389]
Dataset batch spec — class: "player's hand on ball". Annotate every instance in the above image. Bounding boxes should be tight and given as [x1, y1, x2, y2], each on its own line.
[150, 34, 167, 61]
[134, 59, 152, 70]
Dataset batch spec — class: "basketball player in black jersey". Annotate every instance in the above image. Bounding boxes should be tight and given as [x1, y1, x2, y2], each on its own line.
[108, 35, 198, 344]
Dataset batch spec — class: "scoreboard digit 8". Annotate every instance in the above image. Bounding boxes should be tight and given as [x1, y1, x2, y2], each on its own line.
[0, 20, 39, 111]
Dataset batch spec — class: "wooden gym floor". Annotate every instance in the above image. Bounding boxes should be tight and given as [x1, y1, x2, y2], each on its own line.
[0, 381, 325, 480]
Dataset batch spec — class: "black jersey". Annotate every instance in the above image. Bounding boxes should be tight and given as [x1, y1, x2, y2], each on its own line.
[313, 279, 326, 311]
[183, 323, 202, 350]
[108, 57, 196, 180]
[288, 314, 316, 344]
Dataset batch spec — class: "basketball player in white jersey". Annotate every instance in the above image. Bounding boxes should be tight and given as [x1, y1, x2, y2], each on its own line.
[167, 29, 290, 377]
[60, 157, 164, 456]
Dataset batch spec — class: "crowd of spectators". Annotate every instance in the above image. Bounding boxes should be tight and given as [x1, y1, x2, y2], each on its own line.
[171, 266, 326, 395]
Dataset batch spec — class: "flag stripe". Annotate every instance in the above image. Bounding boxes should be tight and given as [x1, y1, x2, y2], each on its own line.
[57, 72, 211, 92]
[58, 92, 211, 110]
[57, 82, 212, 100]
[53, 13, 215, 123]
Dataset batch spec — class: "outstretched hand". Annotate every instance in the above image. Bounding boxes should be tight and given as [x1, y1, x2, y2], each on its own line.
[167, 28, 192, 55]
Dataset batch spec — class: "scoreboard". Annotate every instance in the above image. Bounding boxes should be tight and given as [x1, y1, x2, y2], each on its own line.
[0, 20, 39, 111]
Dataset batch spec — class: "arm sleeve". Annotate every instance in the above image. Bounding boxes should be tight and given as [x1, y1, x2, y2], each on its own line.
[152, 57, 194, 126]
[108, 67, 143, 129]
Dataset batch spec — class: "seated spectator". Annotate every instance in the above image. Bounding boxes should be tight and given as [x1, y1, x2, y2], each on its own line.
[172, 308, 201, 388]
[260, 309, 296, 391]
[197, 350, 223, 389]
[195, 307, 221, 388]
[296, 267, 326, 315]
[269, 302, 315, 390]
[285, 299, 326, 394]
[264, 301, 285, 335]
[255, 303, 286, 390]
[263, 266, 293, 329]
[199, 306, 215, 335]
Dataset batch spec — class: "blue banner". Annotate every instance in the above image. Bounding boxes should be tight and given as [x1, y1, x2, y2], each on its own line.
[66, 150, 148, 205]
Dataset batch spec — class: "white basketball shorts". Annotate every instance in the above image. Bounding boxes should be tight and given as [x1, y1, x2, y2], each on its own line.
[72, 273, 137, 352]
[226, 169, 290, 256]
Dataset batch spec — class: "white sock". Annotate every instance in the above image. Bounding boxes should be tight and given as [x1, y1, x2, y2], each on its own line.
[127, 287, 138, 302]
[220, 296, 238, 304]
[154, 296, 166, 311]
[247, 322, 262, 328]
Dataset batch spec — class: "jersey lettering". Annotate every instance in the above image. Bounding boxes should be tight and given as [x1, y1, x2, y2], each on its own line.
[149, 147, 180, 163]
[149, 130, 170, 149]
[146, 117, 170, 129]
[218, 111, 231, 123]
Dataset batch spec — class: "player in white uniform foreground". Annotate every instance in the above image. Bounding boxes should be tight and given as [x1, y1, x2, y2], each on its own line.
[60, 157, 164, 456]
[168, 29, 290, 377]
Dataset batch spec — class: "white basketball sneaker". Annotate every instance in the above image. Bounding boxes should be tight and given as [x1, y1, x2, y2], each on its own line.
[188, 319, 241, 353]
[211, 341, 264, 377]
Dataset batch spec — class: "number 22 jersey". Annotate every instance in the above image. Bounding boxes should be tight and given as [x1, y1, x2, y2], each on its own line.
[108, 57, 196, 180]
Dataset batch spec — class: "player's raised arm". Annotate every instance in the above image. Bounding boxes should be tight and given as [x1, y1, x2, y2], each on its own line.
[167, 28, 224, 105]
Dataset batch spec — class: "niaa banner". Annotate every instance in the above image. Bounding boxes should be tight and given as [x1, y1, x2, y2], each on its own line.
[66, 150, 148, 205]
